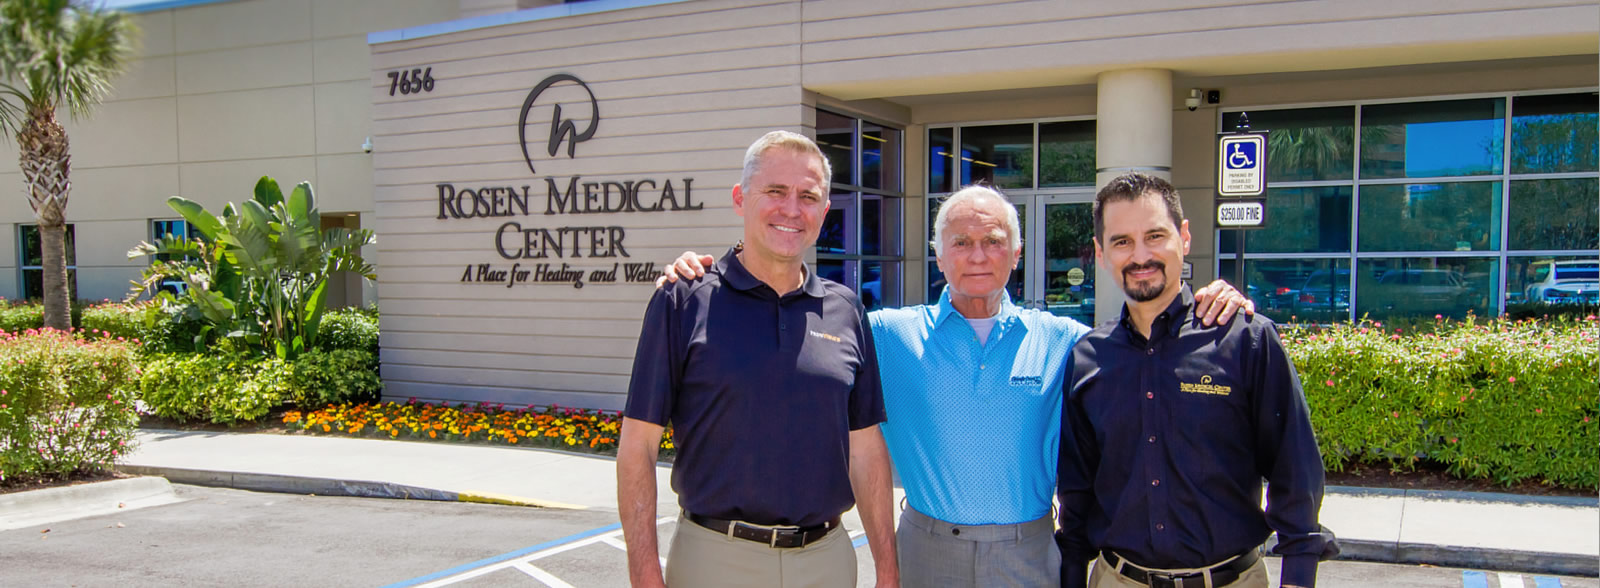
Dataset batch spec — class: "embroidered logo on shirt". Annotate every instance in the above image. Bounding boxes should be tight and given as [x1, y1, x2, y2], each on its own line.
[1010, 375, 1043, 387]
[808, 330, 842, 343]
[1179, 374, 1232, 396]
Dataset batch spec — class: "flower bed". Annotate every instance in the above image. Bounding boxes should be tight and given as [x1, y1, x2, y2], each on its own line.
[282, 400, 673, 456]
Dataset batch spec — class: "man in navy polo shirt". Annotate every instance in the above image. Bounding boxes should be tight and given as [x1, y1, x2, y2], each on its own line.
[616, 130, 899, 588]
[1058, 173, 1331, 588]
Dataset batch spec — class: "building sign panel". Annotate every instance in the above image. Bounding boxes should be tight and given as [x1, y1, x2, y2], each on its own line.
[1217, 133, 1267, 197]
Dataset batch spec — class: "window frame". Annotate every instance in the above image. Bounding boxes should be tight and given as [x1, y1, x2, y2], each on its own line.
[1216, 88, 1600, 321]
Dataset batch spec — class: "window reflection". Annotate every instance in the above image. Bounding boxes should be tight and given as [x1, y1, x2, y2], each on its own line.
[816, 110, 854, 187]
[1225, 107, 1354, 182]
[1220, 186, 1351, 254]
[1038, 121, 1095, 187]
[928, 127, 954, 194]
[1360, 99, 1505, 179]
[959, 124, 1032, 189]
[1509, 179, 1599, 251]
[1356, 257, 1497, 320]
[1507, 255, 1600, 308]
[1220, 258, 1352, 323]
[1357, 182, 1501, 252]
[861, 122, 902, 192]
[1512, 93, 1599, 174]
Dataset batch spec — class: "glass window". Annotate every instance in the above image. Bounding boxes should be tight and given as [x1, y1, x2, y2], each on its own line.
[1355, 257, 1497, 320]
[1357, 182, 1501, 252]
[816, 110, 855, 187]
[861, 122, 902, 192]
[1220, 186, 1351, 254]
[1038, 121, 1095, 187]
[1224, 107, 1355, 182]
[861, 196, 902, 257]
[19, 224, 77, 300]
[1360, 98, 1506, 179]
[1507, 255, 1599, 308]
[958, 124, 1032, 190]
[817, 205, 847, 254]
[928, 127, 954, 194]
[1508, 179, 1598, 251]
[1511, 93, 1599, 174]
[1219, 258, 1352, 324]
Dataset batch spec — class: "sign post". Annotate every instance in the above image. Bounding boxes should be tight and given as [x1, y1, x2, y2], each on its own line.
[1216, 114, 1268, 290]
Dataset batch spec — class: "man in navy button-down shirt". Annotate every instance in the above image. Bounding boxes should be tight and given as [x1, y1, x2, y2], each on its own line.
[1058, 173, 1332, 588]
[617, 131, 899, 588]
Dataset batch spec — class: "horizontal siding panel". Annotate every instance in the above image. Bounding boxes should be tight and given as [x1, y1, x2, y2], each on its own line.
[372, 0, 794, 64]
[372, 98, 796, 153]
[383, 364, 631, 393]
[379, 330, 636, 358]
[383, 348, 633, 374]
[374, 298, 650, 320]
[374, 104, 801, 149]
[377, 282, 661, 301]
[382, 315, 645, 339]
[381, 381, 626, 411]
[375, 23, 796, 85]
[372, 224, 739, 252]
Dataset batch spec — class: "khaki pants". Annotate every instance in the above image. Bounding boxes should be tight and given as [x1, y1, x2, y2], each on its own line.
[664, 514, 857, 588]
[1088, 552, 1269, 588]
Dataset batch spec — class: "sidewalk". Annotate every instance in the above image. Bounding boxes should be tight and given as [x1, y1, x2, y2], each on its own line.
[120, 428, 1598, 577]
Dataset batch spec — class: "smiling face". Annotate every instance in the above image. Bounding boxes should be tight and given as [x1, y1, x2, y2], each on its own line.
[1096, 192, 1191, 305]
[732, 146, 830, 266]
[935, 196, 1022, 305]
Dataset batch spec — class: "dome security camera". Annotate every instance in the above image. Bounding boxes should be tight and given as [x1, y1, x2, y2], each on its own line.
[1185, 89, 1201, 112]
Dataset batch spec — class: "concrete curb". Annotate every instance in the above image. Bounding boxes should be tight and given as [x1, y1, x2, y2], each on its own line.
[1328, 484, 1599, 508]
[1337, 539, 1598, 577]
[0, 476, 182, 532]
[115, 465, 580, 510]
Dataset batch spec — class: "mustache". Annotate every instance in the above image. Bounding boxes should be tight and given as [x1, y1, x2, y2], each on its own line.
[1122, 260, 1165, 277]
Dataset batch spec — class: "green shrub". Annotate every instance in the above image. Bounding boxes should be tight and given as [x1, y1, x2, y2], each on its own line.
[79, 301, 152, 342]
[0, 303, 43, 333]
[290, 349, 381, 408]
[317, 308, 379, 354]
[1286, 315, 1599, 489]
[138, 354, 288, 425]
[0, 329, 140, 483]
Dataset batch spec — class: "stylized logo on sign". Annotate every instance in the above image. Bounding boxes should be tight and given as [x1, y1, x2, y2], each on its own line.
[519, 74, 600, 175]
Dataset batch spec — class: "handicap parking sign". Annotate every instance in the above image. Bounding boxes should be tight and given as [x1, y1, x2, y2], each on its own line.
[1217, 134, 1266, 196]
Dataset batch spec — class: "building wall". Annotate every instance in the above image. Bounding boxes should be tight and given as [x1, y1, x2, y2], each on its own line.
[370, 0, 812, 408]
[0, 0, 460, 303]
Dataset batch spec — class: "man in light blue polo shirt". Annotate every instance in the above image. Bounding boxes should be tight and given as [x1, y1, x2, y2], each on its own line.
[658, 185, 1249, 587]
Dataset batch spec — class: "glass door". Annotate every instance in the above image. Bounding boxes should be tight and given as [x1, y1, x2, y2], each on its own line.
[1038, 194, 1097, 324]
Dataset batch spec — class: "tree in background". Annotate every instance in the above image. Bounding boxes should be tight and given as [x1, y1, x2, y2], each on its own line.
[0, 0, 135, 329]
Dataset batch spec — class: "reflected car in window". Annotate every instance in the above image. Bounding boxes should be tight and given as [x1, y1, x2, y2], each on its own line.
[1372, 269, 1470, 314]
[1292, 269, 1350, 320]
[1527, 261, 1600, 305]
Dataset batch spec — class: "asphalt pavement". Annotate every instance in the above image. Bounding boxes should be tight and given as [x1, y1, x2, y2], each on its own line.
[12, 428, 1597, 578]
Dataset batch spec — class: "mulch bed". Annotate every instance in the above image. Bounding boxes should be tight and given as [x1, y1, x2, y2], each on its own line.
[1325, 460, 1595, 498]
[0, 468, 130, 495]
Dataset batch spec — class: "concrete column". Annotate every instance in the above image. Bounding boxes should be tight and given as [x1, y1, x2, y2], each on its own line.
[1093, 69, 1173, 324]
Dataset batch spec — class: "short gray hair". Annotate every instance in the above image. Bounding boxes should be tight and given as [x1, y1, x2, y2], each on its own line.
[930, 185, 1022, 257]
[740, 130, 832, 194]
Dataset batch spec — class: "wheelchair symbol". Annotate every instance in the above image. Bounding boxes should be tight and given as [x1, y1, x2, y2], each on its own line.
[1226, 142, 1255, 169]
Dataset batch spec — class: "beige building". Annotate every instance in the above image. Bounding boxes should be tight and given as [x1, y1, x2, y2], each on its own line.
[7, 0, 1596, 409]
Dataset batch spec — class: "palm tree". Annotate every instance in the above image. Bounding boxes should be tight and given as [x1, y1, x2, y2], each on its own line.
[0, 0, 134, 329]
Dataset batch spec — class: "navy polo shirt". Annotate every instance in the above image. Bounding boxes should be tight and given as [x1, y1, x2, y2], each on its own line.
[1057, 285, 1329, 588]
[624, 247, 886, 528]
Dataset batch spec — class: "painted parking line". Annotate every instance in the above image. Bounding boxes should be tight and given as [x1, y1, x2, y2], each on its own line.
[1462, 570, 1564, 588]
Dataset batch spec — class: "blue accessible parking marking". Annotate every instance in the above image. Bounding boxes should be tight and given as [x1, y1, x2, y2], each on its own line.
[1462, 570, 1566, 588]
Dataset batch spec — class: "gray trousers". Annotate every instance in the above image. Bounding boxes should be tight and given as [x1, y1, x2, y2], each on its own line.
[897, 506, 1060, 588]
[664, 514, 856, 588]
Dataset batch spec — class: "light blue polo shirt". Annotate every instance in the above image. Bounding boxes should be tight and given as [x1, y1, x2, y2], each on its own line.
[870, 288, 1091, 525]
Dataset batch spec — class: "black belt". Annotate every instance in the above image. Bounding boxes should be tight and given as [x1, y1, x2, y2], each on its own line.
[686, 512, 841, 548]
[1103, 548, 1262, 588]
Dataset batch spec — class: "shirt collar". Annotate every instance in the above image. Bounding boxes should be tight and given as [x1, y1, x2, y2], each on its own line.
[1118, 283, 1195, 342]
[931, 285, 1017, 328]
[715, 242, 826, 298]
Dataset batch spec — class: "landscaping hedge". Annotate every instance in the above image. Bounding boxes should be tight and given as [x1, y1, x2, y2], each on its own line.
[1285, 316, 1598, 489]
[0, 328, 140, 483]
[138, 349, 382, 424]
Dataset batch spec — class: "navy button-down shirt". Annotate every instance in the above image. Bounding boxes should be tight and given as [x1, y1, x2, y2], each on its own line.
[624, 247, 886, 528]
[1057, 286, 1329, 587]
